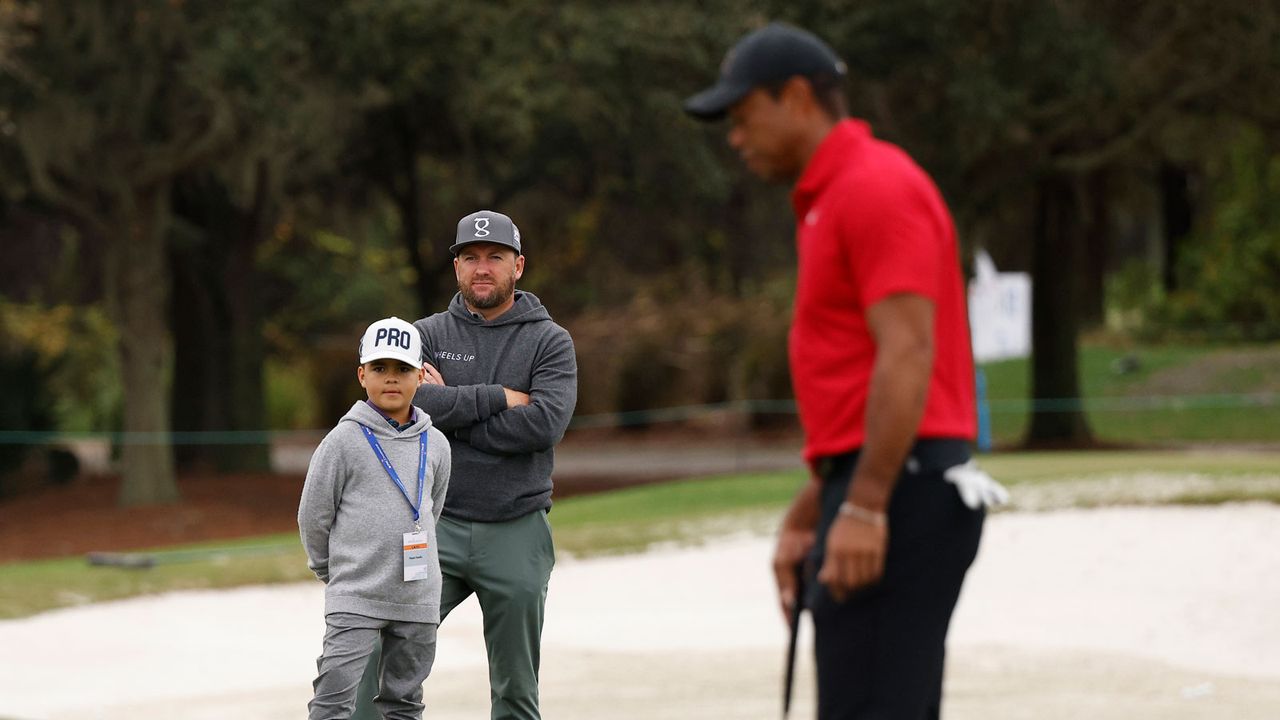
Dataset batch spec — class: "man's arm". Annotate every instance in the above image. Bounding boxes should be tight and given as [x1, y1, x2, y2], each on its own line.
[816, 293, 934, 600]
[413, 367, 510, 432]
[412, 319, 510, 431]
[426, 362, 523, 404]
[456, 331, 577, 456]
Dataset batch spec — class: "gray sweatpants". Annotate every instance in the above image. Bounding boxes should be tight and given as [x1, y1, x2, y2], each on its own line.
[309, 612, 438, 720]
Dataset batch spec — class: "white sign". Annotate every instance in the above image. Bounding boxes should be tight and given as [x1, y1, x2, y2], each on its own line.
[967, 249, 1031, 363]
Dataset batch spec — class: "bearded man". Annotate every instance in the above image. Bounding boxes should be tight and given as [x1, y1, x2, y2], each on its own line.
[355, 209, 577, 720]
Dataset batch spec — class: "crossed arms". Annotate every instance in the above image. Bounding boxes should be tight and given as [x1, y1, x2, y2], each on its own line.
[413, 332, 578, 457]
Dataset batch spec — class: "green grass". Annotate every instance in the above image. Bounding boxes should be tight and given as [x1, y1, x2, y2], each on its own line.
[979, 342, 1280, 445]
[0, 535, 312, 620]
[976, 449, 1280, 482]
[549, 471, 807, 557]
[3, 448, 1278, 620]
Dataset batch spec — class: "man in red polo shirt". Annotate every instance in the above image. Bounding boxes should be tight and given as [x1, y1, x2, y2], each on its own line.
[685, 22, 1006, 719]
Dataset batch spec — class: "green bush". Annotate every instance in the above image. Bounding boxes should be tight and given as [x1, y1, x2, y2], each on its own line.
[265, 357, 322, 430]
[1156, 128, 1280, 341]
[567, 279, 794, 425]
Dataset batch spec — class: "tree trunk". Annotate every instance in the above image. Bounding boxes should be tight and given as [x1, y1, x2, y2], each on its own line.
[111, 186, 180, 506]
[169, 169, 272, 473]
[395, 123, 434, 319]
[221, 162, 271, 472]
[170, 235, 229, 472]
[1159, 162, 1194, 293]
[1078, 170, 1109, 327]
[1026, 174, 1093, 447]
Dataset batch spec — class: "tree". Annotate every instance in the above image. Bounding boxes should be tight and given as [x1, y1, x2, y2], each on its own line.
[310, 0, 581, 315]
[165, 3, 352, 472]
[309, 2, 790, 317]
[169, 166, 277, 472]
[0, 1, 335, 502]
[0, 3, 230, 503]
[1161, 126, 1280, 339]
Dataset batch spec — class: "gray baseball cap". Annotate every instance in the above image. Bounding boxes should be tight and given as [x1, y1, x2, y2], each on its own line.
[450, 210, 523, 256]
[683, 22, 847, 121]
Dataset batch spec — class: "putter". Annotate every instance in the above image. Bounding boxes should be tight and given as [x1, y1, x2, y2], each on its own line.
[783, 560, 806, 718]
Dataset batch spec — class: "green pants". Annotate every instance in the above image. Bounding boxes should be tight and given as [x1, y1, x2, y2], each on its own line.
[352, 510, 556, 720]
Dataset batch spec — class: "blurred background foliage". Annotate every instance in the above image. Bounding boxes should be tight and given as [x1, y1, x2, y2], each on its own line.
[0, 0, 1278, 502]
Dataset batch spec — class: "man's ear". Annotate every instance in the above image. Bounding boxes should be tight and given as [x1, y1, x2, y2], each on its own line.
[356, 365, 366, 388]
[514, 254, 526, 281]
[780, 76, 817, 112]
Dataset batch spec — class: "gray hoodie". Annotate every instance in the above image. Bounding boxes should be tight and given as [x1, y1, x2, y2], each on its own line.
[298, 401, 451, 623]
[413, 291, 577, 522]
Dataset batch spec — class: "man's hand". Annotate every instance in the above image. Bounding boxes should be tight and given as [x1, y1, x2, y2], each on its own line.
[773, 527, 816, 622]
[423, 363, 444, 385]
[503, 388, 530, 408]
[816, 513, 888, 601]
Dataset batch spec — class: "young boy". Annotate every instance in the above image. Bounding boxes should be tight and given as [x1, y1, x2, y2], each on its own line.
[299, 316, 451, 720]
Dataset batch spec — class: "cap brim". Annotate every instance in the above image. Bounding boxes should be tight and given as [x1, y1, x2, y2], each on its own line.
[450, 239, 522, 256]
[682, 80, 753, 121]
[360, 351, 421, 368]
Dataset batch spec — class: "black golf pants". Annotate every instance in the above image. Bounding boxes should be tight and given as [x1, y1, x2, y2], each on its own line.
[808, 440, 985, 720]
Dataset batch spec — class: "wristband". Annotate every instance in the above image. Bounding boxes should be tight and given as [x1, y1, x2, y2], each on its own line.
[837, 501, 886, 527]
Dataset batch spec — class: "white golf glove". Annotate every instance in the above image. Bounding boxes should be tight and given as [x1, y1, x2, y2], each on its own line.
[943, 460, 1009, 510]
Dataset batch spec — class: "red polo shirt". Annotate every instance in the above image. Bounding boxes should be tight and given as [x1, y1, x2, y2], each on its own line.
[789, 120, 976, 461]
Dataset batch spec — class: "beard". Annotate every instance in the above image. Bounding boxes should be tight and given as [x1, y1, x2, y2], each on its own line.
[460, 272, 516, 310]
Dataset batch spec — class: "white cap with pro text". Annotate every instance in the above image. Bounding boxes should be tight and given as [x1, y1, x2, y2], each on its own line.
[358, 317, 423, 368]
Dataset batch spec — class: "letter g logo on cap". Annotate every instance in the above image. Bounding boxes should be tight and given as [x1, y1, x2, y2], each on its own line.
[474, 218, 490, 237]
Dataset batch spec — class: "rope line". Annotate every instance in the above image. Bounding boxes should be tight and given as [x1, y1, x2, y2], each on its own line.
[1, 393, 1276, 444]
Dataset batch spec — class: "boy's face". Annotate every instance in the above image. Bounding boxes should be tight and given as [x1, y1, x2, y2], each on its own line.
[357, 359, 425, 419]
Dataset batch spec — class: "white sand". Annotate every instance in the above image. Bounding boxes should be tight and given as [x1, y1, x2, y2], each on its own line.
[2, 504, 1279, 719]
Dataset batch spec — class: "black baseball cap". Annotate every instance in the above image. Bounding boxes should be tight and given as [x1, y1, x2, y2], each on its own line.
[683, 22, 847, 121]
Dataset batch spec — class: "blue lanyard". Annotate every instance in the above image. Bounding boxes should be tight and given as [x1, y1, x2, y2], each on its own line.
[360, 426, 427, 524]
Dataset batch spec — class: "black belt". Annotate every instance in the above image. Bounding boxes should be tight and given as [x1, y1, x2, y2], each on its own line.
[812, 438, 971, 482]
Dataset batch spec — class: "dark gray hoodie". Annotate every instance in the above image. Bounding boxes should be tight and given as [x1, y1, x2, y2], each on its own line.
[413, 290, 577, 522]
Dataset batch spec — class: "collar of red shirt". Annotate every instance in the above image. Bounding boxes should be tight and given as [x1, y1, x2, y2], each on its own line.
[790, 119, 873, 218]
